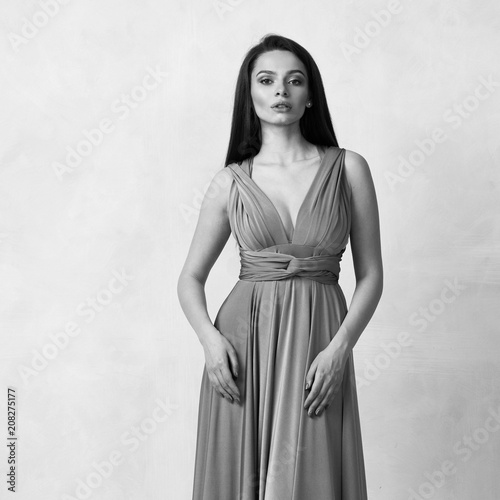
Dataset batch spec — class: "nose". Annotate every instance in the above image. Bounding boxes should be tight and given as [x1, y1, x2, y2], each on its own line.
[275, 85, 288, 97]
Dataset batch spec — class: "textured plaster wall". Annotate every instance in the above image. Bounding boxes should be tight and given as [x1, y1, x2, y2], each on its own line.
[1, 1, 499, 499]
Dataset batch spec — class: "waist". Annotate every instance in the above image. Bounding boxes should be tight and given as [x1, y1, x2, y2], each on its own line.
[238, 247, 343, 285]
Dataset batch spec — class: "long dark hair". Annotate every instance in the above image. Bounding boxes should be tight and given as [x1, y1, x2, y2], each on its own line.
[224, 33, 339, 167]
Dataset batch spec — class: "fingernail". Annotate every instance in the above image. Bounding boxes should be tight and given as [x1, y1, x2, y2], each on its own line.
[305, 383, 309, 390]
[315, 409, 320, 415]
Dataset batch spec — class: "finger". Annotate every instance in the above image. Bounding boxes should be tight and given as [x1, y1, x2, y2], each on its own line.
[317, 378, 342, 414]
[217, 365, 241, 401]
[226, 346, 240, 379]
[307, 383, 330, 416]
[209, 367, 240, 402]
[213, 370, 235, 401]
[315, 403, 328, 417]
[313, 388, 335, 416]
[208, 373, 227, 399]
[215, 367, 241, 402]
[304, 372, 324, 410]
[304, 360, 317, 392]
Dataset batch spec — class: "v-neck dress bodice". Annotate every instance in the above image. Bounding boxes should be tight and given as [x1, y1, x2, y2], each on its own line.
[226, 146, 350, 252]
[243, 146, 330, 243]
[192, 146, 368, 500]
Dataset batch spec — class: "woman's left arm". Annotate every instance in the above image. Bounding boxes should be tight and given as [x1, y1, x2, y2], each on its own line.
[328, 149, 384, 353]
[304, 150, 383, 416]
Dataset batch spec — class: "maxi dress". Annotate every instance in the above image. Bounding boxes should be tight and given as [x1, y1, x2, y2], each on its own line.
[192, 145, 368, 500]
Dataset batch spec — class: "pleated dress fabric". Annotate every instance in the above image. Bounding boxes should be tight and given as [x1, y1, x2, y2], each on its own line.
[192, 146, 368, 500]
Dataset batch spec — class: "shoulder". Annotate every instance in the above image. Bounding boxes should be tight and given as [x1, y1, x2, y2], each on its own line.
[341, 148, 372, 192]
[201, 165, 235, 215]
[217, 164, 236, 181]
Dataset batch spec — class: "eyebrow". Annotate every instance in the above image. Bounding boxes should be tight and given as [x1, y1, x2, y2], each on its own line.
[255, 70, 306, 77]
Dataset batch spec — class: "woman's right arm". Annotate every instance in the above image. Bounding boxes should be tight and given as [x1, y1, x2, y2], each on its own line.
[177, 166, 241, 403]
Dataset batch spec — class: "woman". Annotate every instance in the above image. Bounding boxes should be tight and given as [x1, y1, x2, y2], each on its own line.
[177, 33, 383, 500]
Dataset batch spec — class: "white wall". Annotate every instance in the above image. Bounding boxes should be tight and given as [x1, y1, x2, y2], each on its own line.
[1, 0, 499, 499]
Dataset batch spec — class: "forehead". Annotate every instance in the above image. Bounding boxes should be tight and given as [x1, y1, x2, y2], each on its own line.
[252, 50, 306, 75]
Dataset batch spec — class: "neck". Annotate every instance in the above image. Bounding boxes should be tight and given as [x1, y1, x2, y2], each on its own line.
[258, 122, 316, 163]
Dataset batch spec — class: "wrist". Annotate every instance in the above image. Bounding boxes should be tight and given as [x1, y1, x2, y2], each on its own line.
[198, 325, 220, 347]
[326, 336, 350, 357]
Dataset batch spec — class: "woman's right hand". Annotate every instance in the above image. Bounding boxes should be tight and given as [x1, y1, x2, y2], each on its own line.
[201, 329, 241, 403]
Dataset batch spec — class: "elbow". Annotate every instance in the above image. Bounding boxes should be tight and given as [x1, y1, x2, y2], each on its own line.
[373, 266, 384, 297]
[176, 273, 184, 303]
[177, 269, 205, 297]
[177, 270, 191, 300]
[367, 271, 383, 309]
[356, 266, 383, 299]
[376, 272, 384, 301]
[375, 268, 384, 303]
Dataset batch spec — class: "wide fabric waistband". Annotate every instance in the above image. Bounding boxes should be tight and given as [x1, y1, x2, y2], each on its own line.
[239, 248, 340, 285]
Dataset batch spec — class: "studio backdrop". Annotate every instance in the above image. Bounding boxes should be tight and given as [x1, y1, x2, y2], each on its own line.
[1, 0, 499, 499]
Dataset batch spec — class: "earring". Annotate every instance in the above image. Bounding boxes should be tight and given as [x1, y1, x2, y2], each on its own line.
[306, 101, 312, 107]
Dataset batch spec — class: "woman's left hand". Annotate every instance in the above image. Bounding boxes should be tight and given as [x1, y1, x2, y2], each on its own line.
[303, 342, 349, 417]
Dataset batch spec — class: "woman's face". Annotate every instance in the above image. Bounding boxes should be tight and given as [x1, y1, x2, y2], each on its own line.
[250, 50, 311, 128]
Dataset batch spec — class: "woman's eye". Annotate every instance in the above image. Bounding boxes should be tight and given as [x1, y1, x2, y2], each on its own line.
[259, 78, 303, 85]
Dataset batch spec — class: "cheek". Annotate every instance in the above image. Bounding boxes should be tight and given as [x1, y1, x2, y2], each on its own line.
[296, 88, 309, 102]
[251, 87, 268, 109]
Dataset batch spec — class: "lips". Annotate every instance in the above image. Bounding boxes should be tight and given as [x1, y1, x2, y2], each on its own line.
[271, 101, 292, 109]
